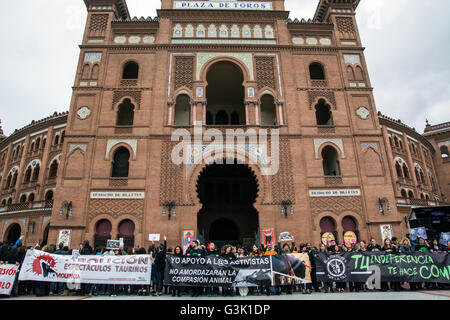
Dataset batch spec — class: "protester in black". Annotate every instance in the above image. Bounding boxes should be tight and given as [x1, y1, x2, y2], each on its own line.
[367, 238, 382, 252]
[222, 244, 235, 296]
[205, 243, 219, 297]
[154, 236, 167, 296]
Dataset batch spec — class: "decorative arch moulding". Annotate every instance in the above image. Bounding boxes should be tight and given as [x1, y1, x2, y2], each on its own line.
[105, 139, 137, 161]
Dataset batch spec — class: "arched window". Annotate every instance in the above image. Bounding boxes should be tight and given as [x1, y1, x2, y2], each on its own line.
[42, 138, 46, 149]
[420, 193, 425, 200]
[206, 111, 213, 125]
[54, 135, 60, 146]
[215, 110, 229, 125]
[320, 216, 337, 244]
[260, 94, 277, 126]
[20, 194, 27, 203]
[415, 168, 421, 183]
[11, 172, 17, 187]
[408, 190, 414, 199]
[28, 193, 35, 203]
[29, 142, 35, 153]
[309, 63, 325, 80]
[111, 147, 130, 178]
[45, 190, 54, 201]
[5, 174, 12, 189]
[394, 136, 399, 148]
[7, 198, 12, 205]
[420, 170, 425, 185]
[206, 61, 245, 126]
[24, 167, 32, 184]
[355, 66, 364, 81]
[49, 160, 59, 178]
[60, 131, 65, 144]
[347, 66, 355, 81]
[122, 62, 139, 79]
[32, 165, 40, 181]
[389, 136, 393, 147]
[230, 112, 240, 125]
[441, 145, 449, 158]
[315, 99, 333, 126]
[91, 64, 99, 79]
[402, 164, 409, 179]
[395, 162, 403, 178]
[322, 146, 341, 176]
[94, 219, 112, 248]
[401, 189, 407, 198]
[116, 99, 135, 126]
[118, 219, 135, 248]
[173, 94, 190, 126]
[81, 64, 90, 80]
[1, 199, 6, 206]
[35, 138, 41, 150]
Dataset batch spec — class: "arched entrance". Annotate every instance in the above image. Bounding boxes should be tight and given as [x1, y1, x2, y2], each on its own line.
[196, 159, 259, 248]
[118, 219, 135, 249]
[94, 219, 112, 249]
[41, 224, 50, 247]
[5, 223, 21, 245]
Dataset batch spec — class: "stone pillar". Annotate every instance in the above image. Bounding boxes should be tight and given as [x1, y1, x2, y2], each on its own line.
[167, 101, 174, 126]
[14, 134, 31, 203]
[244, 102, 250, 125]
[202, 102, 207, 125]
[38, 126, 54, 200]
[402, 133, 418, 195]
[195, 101, 203, 124]
[277, 102, 284, 125]
[381, 126, 400, 197]
[254, 102, 260, 126]
[191, 101, 196, 126]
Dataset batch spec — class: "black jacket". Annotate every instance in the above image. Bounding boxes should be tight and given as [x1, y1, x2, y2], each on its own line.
[154, 240, 167, 272]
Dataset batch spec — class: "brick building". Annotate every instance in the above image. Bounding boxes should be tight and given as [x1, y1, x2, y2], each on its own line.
[0, 0, 448, 249]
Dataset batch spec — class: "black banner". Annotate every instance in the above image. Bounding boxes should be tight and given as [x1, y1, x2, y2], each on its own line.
[165, 255, 272, 287]
[315, 252, 450, 283]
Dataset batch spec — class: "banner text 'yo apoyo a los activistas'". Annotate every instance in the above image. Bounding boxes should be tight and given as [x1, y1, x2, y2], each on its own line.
[18, 249, 151, 285]
[164, 254, 312, 287]
[315, 252, 450, 283]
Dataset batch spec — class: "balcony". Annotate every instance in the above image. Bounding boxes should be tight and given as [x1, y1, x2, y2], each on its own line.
[310, 80, 328, 87]
[0, 200, 53, 214]
[324, 176, 343, 186]
[120, 79, 138, 87]
[109, 177, 128, 188]
[396, 197, 449, 207]
[114, 126, 133, 135]
[317, 125, 336, 134]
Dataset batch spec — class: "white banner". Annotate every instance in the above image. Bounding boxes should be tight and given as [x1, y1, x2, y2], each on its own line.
[0, 265, 18, 295]
[18, 250, 151, 285]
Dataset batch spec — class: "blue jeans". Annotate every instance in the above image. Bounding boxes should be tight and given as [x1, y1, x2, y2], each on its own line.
[156, 271, 164, 294]
[49, 282, 64, 294]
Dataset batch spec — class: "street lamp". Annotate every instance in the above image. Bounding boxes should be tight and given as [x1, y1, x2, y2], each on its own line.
[378, 198, 391, 215]
[163, 201, 176, 220]
[59, 201, 73, 219]
[281, 200, 294, 218]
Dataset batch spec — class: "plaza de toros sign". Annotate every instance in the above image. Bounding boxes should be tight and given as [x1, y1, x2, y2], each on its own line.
[173, 1, 273, 10]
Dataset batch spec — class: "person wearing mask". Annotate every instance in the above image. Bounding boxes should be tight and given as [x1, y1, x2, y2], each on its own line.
[205, 243, 219, 297]
[221, 244, 235, 297]
[154, 236, 167, 297]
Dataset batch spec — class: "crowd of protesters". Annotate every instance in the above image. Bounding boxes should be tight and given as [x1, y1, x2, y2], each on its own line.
[0, 234, 449, 298]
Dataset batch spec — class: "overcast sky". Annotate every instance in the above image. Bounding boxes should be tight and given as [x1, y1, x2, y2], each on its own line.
[0, 0, 449, 136]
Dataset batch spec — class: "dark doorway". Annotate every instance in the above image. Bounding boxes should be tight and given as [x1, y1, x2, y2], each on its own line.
[196, 159, 259, 249]
[5, 223, 21, 245]
[41, 224, 50, 247]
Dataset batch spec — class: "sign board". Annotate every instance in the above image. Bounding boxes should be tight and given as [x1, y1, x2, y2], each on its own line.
[106, 240, 120, 250]
[149, 234, 160, 242]
[409, 227, 427, 241]
[279, 232, 294, 242]
[440, 232, 450, 246]
[309, 189, 361, 197]
[262, 228, 274, 246]
[0, 265, 18, 295]
[90, 191, 145, 199]
[173, 1, 273, 10]
[182, 230, 195, 254]
[57, 230, 71, 247]
[380, 225, 393, 243]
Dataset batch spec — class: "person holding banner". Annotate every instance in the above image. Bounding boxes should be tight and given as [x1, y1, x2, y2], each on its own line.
[263, 244, 281, 296]
[248, 244, 264, 296]
[154, 235, 167, 297]
[222, 244, 236, 297]
[171, 246, 184, 297]
[205, 243, 219, 297]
